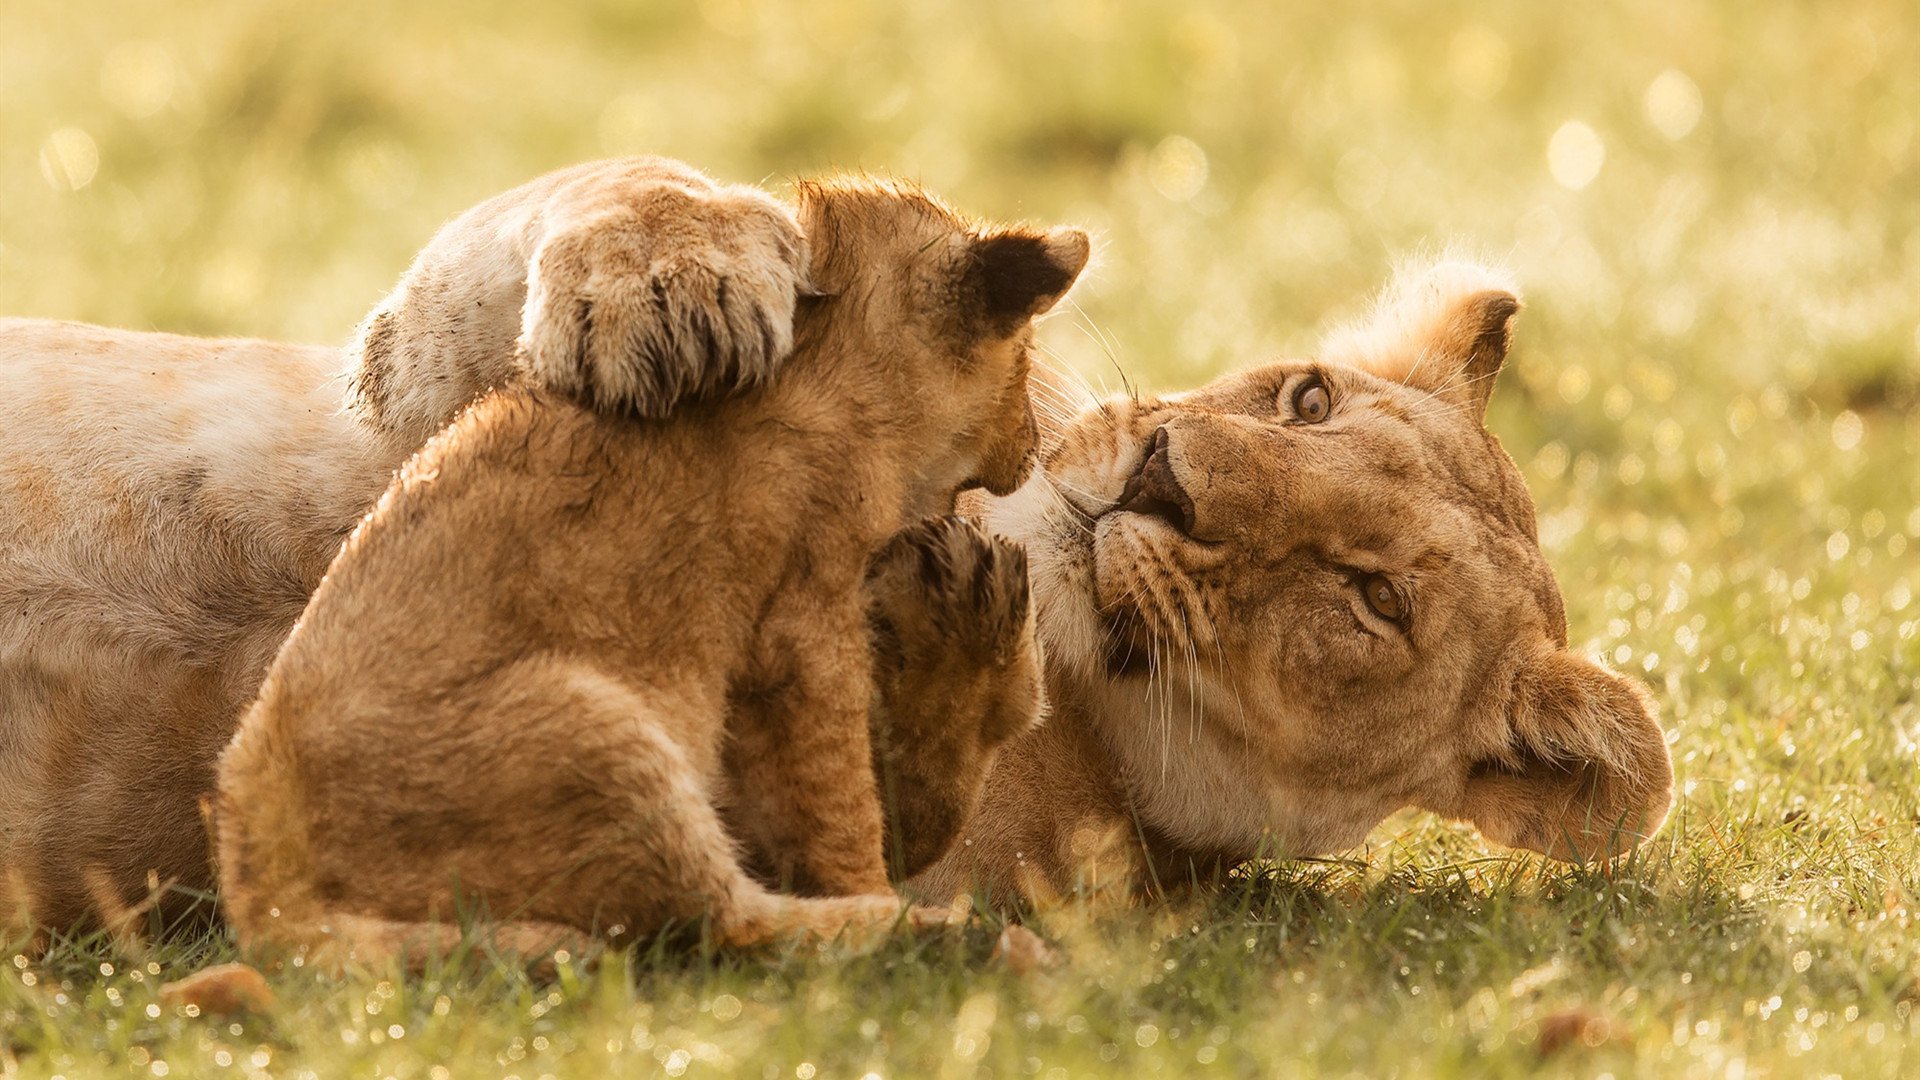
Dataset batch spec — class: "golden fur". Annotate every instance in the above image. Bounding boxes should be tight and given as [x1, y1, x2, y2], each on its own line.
[212, 178, 1086, 963]
[1, 154, 1667, 940]
[0, 157, 1070, 939]
[909, 262, 1674, 904]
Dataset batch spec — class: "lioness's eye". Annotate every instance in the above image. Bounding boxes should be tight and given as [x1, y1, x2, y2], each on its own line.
[1291, 378, 1331, 423]
[1360, 573, 1406, 622]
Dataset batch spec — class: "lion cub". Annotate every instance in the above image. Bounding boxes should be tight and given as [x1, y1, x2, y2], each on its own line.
[214, 178, 1087, 963]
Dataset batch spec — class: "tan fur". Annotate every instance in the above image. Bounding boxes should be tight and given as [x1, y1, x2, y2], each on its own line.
[346, 156, 813, 452]
[0, 158, 1070, 936]
[912, 261, 1674, 903]
[1, 160, 1663, 933]
[861, 517, 1044, 881]
[212, 177, 1086, 964]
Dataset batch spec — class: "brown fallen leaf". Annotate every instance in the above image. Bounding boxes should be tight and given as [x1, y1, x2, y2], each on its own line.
[1536, 1006, 1626, 1056]
[990, 925, 1059, 974]
[160, 962, 276, 1016]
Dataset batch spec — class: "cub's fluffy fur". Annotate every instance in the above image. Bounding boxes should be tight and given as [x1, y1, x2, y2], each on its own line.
[213, 178, 1086, 963]
[0, 158, 1060, 939]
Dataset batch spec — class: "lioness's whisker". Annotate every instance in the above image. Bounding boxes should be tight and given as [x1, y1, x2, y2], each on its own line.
[1031, 346, 1103, 410]
[1064, 298, 1139, 403]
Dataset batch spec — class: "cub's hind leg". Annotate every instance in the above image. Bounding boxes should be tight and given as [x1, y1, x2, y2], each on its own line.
[223, 656, 923, 965]
[466, 659, 936, 950]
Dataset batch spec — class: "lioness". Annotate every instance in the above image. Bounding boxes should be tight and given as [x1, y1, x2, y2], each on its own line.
[911, 263, 1674, 902]
[214, 176, 1087, 961]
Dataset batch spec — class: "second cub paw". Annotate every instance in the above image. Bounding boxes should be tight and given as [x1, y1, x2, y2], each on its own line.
[519, 184, 806, 418]
[867, 515, 1032, 668]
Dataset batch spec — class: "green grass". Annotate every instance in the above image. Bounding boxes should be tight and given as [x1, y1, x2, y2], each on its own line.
[4, 1, 1919, 1076]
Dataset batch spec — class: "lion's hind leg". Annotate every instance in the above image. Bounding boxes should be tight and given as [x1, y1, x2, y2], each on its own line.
[478, 659, 956, 952]
[413, 659, 941, 953]
[223, 655, 945, 965]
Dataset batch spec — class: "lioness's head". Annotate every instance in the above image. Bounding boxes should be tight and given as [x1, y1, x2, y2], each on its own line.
[792, 178, 1089, 517]
[989, 261, 1673, 865]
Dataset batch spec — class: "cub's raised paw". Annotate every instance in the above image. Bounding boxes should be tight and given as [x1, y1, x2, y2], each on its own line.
[520, 183, 807, 419]
[867, 516, 1043, 881]
[867, 515, 1032, 671]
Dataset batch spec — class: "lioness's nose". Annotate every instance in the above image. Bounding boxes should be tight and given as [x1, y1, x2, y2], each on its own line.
[1115, 425, 1196, 535]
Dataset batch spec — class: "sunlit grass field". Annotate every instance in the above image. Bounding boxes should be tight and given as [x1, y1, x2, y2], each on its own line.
[5, 0, 1919, 1076]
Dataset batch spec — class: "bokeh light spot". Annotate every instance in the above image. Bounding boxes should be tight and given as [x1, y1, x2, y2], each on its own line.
[598, 92, 654, 156]
[39, 128, 99, 191]
[1447, 26, 1510, 101]
[1334, 148, 1386, 211]
[1148, 136, 1209, 202]
[99, 41, 177, 119]
[1556, 365, 1591, 404]
[1645, 69, 1704, 140]
[1548, 121, 1605, 190]
[1831, 410, 1864, 451]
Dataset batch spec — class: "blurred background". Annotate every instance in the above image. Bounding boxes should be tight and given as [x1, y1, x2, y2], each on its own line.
[4, 0, 1917, 830]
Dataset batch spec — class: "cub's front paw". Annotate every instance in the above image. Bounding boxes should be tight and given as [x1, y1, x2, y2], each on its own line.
[867, 516, 1042, 881]
[867, 515, 1033, 675]
[520, 184, 806, 418]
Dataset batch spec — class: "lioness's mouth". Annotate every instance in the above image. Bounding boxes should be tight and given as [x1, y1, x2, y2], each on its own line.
[1108, 425, 1195, 535]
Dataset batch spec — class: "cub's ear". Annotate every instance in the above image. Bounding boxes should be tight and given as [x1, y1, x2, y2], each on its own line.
[1446, 651, 1673, 863]
[965, 228, 1091, 332]
[1320, 260, 1520, 422]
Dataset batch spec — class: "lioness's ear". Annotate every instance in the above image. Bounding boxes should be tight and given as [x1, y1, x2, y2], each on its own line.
[966, 228, 1091, 331]
[1447, 651, 1673, 862]
[1321, 260, 1521, 422]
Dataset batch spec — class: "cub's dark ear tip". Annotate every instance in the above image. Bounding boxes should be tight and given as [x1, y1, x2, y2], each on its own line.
[1046, 228, 1092, 280]
[972, 227, 1092, 325]
[1480, 292, 1521, 326]
[1462, 289, 1522, 379]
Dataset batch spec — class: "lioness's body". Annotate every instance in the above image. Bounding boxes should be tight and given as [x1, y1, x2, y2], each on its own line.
[0, 323, 387, 928]
[214, 178, 1086, 961]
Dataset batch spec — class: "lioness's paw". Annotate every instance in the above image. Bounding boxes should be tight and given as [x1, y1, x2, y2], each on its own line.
[867, 515, 1033, 668]
[520, 185, 806, 418]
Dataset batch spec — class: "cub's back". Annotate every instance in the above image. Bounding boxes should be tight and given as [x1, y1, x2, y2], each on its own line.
[254, 386, 831, 734]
